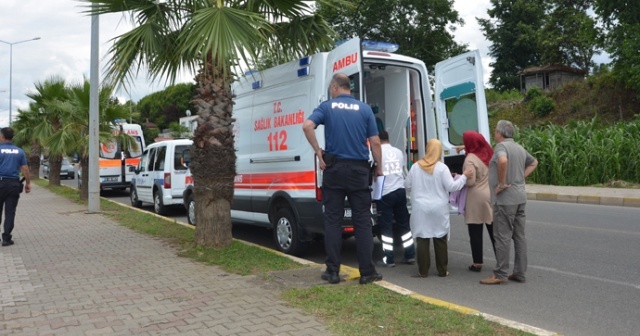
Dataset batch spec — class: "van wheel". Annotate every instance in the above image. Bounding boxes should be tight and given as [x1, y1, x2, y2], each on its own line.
[153, 191, 167, 215]
[186, 194, 196, 226]
[130, 187, 142, 208]
[273, 208, 306, 256]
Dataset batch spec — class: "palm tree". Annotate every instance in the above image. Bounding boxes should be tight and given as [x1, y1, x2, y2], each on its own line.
[81, 0, 337, 248]
[52, 79, 132, 200]
[13, 104, 47, 179]
[26, 76, 69, 187]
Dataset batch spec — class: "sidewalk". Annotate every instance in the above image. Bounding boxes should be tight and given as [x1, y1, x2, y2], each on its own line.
[0, 185, 328, 335]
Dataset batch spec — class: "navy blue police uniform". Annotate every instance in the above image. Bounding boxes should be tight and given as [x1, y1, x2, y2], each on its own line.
[0, 142, 27, 244]
[308, 94, 379, 277]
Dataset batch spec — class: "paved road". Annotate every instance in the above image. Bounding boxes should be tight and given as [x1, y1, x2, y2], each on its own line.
[66, 179, 640, 335]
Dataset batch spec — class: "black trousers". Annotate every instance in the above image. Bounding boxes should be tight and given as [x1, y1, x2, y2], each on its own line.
[322, 160, 376, 276]
[0, 179, 22, 241]
[467, 223, 496, 264]
[375, 188, 415, 264]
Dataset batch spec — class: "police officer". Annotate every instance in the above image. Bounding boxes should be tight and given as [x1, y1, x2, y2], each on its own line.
[0, 127, 31, 247]
[303, 73, 384, 284]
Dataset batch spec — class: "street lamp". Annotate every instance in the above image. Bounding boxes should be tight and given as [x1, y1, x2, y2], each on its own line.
[0, 37, 41, 126]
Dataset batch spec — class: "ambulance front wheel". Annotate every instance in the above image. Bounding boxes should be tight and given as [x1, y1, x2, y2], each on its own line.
[273, 208, 306, 256]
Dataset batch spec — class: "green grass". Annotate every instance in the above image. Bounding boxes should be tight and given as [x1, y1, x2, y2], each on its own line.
[36, 179, 534, 336]
[283, 284, 532, 336]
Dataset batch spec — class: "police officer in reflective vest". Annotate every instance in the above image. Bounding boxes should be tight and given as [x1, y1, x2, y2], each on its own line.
[0, 127, 31, 247]
[375, 130, 416, 268]
[303, 73, 384, 284]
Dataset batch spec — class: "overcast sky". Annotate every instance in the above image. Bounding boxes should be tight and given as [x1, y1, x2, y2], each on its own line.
[0, 0, 508, 127]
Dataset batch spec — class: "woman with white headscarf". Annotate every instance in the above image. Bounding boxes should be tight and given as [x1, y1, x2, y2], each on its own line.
[405, 139, 472, 278]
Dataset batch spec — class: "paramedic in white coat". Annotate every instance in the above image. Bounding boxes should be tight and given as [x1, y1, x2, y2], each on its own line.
[405, 139, 472, 277]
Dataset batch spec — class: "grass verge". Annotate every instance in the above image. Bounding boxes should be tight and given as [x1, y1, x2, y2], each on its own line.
[36, 179, 533, 336]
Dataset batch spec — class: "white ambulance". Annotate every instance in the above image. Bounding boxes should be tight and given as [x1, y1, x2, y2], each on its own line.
[225, 37, 489, 256]
[78, 122, 145, 191]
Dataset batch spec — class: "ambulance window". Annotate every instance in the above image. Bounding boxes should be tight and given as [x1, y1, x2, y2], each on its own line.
[154, 146, 166, 171]
[147, 148, 157, 171]
[174, 145, 189, 170]
[128, 136, 143, 158]
[445, 93, 479, 146]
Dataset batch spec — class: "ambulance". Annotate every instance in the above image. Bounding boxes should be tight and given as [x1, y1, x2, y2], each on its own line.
[226, 37, 490, 256]
[78, 122, 145, 191]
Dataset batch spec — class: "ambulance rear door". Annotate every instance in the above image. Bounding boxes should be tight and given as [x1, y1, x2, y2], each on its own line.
[434, 50, 490, 172]
[325, 37, 364, 100]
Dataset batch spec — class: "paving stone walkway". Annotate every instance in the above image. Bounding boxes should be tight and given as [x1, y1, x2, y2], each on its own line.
[0, 185, 329, 335]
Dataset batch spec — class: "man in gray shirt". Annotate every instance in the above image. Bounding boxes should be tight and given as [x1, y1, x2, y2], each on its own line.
[481, 120, 538, 285]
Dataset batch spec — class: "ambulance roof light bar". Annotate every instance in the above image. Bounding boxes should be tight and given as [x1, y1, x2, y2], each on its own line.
[362, 40, 399, 53]
[335, 39, 399, 53]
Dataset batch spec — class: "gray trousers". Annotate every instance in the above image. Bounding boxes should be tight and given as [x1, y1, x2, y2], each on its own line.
[492, 203, 527, 280]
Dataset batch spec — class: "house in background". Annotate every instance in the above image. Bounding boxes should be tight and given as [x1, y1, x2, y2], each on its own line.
[518, 65, 586, 92]
[180, 115, 198, 135]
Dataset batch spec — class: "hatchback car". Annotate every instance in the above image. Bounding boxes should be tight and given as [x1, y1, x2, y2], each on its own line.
[42, 157, 75, 179]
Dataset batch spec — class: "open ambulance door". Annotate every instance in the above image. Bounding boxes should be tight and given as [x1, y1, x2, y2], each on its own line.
[313, 37, 365, 203]
[325, 37, 364, 100]
[434, 49, 490, 173]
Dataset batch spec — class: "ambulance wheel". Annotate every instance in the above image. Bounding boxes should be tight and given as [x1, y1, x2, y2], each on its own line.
[153, 191, 167, 215]
[130, 186, 142, 208]
[273, 208, 306, 256]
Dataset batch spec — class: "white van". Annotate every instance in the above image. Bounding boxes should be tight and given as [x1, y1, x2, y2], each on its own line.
[130, 139, 192, 215]
[215, 37, 489, 256]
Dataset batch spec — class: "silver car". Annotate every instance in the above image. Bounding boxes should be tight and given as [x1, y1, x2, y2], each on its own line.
[42, 157, 75, 179]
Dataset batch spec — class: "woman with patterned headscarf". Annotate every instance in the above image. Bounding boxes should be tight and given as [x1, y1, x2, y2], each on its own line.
[405, 139, 473, 278]
[461, 131, 496, 273]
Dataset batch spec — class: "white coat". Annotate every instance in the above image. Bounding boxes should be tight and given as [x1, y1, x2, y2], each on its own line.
[405, 161, 467, 239]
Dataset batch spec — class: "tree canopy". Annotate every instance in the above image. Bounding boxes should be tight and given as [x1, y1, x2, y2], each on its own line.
[317, 0, 467, 68]
[478, 0, 546, 91]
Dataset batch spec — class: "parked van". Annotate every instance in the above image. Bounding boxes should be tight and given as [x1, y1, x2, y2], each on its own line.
[186, 37, 489, 255]
[130, 139, 192, 215]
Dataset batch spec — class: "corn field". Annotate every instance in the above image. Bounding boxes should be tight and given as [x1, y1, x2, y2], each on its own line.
[516, 116, 640, 186]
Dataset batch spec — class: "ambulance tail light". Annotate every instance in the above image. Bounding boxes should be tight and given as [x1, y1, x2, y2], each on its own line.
[164, 173, 171, 189]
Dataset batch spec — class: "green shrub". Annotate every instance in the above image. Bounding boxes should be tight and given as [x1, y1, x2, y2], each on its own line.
[529, 96, 555, 117]
[524, 86, 543, 102]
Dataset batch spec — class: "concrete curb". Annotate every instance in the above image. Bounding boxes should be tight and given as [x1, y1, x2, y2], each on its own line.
[527, 192, 640, 207]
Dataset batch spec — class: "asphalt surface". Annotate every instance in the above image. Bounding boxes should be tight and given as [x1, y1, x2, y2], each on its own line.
[9, 180, 640, 335]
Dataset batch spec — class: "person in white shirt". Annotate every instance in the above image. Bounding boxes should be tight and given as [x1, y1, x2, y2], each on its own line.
[374, 130, 415, 268]
[405, 139, 472, 277]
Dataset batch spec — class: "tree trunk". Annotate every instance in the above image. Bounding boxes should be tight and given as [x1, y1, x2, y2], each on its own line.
[48, 154, 63, 186]
[191, 56, 236, 248]
[193, 175, 234, 247]
[29, 143, 41, 179]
